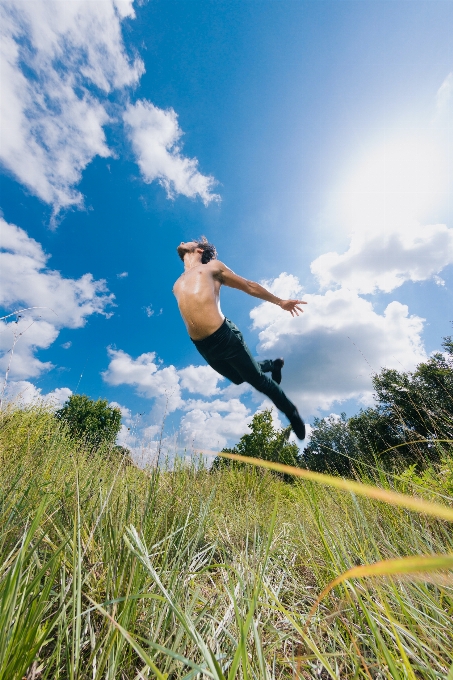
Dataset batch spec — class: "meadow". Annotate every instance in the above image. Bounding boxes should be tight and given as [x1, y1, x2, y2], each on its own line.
[0, 405, 452, 679]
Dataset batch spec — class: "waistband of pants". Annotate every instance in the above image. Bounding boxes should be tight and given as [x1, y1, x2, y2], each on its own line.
[191, 317, 230, 348]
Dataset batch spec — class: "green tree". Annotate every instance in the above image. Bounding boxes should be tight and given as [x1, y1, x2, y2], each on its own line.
[302, 336, 453, 476]
[212, 409, 300, 472]
[372, 336, 453, 445]
[56, 394, 122, 448]
[301, 413, 361, 476]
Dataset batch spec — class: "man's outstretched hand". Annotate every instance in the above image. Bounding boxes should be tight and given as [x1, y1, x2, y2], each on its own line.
[279, 299, 307, 316]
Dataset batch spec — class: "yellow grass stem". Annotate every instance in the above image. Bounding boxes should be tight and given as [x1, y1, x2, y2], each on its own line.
[217, 452, 453, 522]
[303, 552, 453, 632]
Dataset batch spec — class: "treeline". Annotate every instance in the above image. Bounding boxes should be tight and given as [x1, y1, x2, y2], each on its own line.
[303, 335, 453, 475]
[215, 336, 453, 477]
[56, 335, 453, 477]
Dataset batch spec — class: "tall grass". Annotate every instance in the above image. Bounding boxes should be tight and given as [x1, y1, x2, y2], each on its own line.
[0, 405, 452, 678]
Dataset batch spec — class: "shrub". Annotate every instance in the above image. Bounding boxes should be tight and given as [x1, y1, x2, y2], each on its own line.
[212, 409, 300, 471]
[56, 394, 121, 448]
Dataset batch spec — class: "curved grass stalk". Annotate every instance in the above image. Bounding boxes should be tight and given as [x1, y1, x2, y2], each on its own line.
[302, 552, 453, 632]
[217, 452, 453, 522]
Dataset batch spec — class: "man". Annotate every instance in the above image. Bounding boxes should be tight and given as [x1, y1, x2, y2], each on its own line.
[173, 237, 307, 439]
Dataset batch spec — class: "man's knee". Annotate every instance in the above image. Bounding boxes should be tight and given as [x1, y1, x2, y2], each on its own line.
[231, 376, 245, 386]
[248, 372, 271, 393]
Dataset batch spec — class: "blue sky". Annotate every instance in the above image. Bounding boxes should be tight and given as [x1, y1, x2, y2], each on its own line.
[1, 0, 452, 459]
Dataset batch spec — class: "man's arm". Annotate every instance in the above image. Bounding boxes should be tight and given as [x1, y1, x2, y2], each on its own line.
[216, 261, 307, 316]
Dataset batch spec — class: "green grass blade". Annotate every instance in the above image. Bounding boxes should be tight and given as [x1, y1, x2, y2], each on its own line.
[218, 452, 453, 522]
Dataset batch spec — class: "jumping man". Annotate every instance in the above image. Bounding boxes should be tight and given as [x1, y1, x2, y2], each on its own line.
[173, 237, 307, 439]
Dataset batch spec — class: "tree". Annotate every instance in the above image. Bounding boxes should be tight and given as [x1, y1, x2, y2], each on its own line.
[301, 335, 453, 476]
[372, 337, 453, 445]
[212, 409, 301, 472]
[301, 413, 361, 476]
[56, 394, 122, 448]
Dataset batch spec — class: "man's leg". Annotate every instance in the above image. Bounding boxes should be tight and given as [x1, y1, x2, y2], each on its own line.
[234, 355, 305, 438]
[192, 318, 305, 438]
[257, 359, 284, 384]
[257, 359, 274, 373]
[231, 351, 294, 416]
[206, 358, 244, 385]
[224, 321, 302, 426]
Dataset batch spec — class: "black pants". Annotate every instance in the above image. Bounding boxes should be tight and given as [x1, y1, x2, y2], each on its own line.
[192, 317, 296, 419]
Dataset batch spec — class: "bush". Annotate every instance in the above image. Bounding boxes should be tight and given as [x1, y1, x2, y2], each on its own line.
[56, 394, 121, 448]
[212, 409, 301, 471]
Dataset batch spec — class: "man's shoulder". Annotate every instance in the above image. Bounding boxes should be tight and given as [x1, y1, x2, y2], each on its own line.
[208, 259, 230, 281]
[210, 259, 230, 272]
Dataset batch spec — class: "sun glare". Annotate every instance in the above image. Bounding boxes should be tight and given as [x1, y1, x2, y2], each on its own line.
[339, 134, 448, 234]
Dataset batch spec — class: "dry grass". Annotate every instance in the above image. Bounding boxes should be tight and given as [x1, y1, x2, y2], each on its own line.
[0, 405, 452, 679]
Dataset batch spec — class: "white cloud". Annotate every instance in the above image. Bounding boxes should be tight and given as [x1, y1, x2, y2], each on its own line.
[117, 271, 128, 279]
[46, 386, 72, 407]
[311, 76, 453, 294]
[0, 0, 143, 216]
[0, 317, 57, 380]
[123, 100, 220, 205]
[61, 341, 72, 349]
[0, 219, 114, 328]
[251, 273, 426, 416]
[102, 348, 183, 414]
[102, 350, 227, 409]
[109, 400, 132, 420]
[102, 348, 254, 450]
[311, 222, 453, 294]
[181, 397, 246, 413]
[2, 380, 71, 408]
[108, 401, 137, 450]
[0, 218, 114, 379]
[179, 364, 224, 397]
[1, 1, 218, 218]
[179, 399, 251, 451]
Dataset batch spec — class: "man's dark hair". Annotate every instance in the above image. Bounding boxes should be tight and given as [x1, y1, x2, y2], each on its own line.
[196, 236, 217, 264]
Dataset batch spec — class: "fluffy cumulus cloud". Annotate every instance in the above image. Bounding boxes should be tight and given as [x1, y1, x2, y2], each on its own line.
[0, 317, 57, 380]
[102, 348, 254, 451]
[0, 219, 114, 327]
[311, 222, 453, 294]
[108, 401, 137, 449]
[123, 100, 220, 205]
[0, 218, 114, 379]
[0, 0, 142, 215]
[179, 364, 224, 397]
[102, 349, 183, 414]
[2, 380, 71, 408]
[102, 350, 239, 416]
[179, 398, 251, 451]
[251, 273, 426, 415]
[0, 0, 218, 218]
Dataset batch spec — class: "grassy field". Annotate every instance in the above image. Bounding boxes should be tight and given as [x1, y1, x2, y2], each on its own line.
[0, 406, 452, 679]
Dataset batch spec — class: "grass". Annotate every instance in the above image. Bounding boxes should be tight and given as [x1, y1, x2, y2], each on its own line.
[0, 405, 452, 679]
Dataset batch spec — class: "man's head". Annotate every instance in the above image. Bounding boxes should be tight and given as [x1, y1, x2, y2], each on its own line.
[177, 237, 217, 265]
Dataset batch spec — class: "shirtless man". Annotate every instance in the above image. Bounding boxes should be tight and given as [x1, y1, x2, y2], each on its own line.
[173, 237, 307, 439]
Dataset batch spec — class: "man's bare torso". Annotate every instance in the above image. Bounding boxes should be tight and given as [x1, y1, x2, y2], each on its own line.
[173, 261, 225, 340]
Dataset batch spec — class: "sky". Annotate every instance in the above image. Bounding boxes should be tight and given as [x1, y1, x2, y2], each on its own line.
[1, 0, 452, 462]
